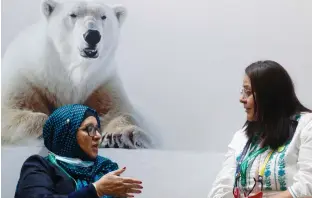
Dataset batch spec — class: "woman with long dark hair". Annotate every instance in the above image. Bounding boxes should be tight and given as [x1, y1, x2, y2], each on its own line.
[208, 60, 312, 198]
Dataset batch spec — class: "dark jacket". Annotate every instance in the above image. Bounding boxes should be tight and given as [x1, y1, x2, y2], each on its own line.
[15, 154, 99, 198]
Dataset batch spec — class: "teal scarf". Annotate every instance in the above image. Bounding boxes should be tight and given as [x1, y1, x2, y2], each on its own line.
[43, 104, 119, 198]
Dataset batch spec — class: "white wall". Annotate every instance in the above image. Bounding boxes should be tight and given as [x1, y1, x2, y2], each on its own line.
[1, 146, 225, 198]
[2, 0, 312, 152]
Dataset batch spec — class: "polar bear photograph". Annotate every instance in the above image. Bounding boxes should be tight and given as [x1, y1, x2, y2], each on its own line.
[1, 0, 153, 149]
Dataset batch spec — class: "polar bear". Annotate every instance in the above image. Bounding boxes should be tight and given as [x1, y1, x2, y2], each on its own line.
[1, 0, 153, 149]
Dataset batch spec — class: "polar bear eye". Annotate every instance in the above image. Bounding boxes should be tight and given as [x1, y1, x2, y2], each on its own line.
[101, 15, 107, 20]
[70, 13, 77, 18]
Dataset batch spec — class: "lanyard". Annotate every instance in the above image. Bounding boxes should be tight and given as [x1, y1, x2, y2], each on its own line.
[235, 137, 259, 178]
[237, 143, 285, 189]
[240, 146, 269, 185]
[234, 140, 286, 198]
[259, 150, 273, 179]
[234, 114, 300, 196]
[235, 140, 251, 177]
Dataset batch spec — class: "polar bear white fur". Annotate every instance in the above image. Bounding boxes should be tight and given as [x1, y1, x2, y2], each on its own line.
[1, 0, 152, 149]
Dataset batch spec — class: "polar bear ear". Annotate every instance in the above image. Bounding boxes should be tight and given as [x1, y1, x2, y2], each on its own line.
[41, 0, 58, 19]
[112, 5, 127, 27]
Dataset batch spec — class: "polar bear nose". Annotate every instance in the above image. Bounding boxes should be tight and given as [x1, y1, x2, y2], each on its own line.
[83, 30, 101, 46]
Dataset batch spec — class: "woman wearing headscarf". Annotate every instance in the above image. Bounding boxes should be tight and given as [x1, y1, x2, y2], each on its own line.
[15, 104, 143, 198]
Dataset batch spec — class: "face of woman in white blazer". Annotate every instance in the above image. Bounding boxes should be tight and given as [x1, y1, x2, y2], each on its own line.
[240, 75, 256, 122]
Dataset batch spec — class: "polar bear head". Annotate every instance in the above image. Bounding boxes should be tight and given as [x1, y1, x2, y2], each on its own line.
[41, 0, 126, 65]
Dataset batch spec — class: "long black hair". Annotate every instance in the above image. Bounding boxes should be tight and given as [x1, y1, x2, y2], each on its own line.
[244, 60, 311, 149]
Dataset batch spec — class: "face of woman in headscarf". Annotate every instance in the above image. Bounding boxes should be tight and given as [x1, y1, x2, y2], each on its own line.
[43, 104, 103, 161]
[77, 116, 102, 159]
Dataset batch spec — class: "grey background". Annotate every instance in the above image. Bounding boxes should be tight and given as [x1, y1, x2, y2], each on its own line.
[1, 0, 312, 150]
[2, 0, 312, 197]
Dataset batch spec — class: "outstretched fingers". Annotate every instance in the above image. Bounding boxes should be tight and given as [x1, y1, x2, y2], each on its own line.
[121, 177, 142, 184]
[110, 167, 127, 176]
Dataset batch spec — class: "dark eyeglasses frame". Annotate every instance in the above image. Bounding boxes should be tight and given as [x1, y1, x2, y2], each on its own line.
[80, 124, 101, 137]
[233, 175, 263, 197]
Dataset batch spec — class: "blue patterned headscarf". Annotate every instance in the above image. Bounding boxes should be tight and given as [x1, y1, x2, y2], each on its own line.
[43, 104, 118, 196]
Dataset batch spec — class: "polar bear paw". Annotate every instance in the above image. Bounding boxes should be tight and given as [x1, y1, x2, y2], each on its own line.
[100, 125, 151, 149]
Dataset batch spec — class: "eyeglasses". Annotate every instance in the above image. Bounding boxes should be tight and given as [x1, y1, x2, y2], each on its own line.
[233, 176, 263, 197]
[240, 88, 253, 99]
[80, 124, 101, 137]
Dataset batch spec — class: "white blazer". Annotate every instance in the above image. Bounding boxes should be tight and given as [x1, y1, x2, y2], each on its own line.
[207, 112, 312, 198]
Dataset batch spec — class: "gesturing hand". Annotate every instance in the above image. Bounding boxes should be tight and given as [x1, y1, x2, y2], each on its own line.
[93, 167, 143, 198]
